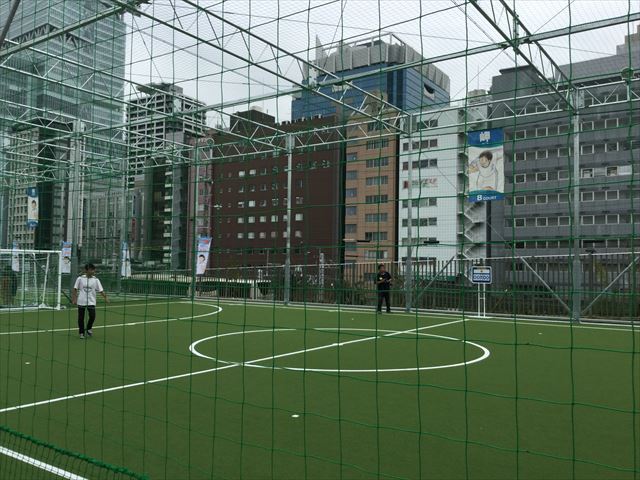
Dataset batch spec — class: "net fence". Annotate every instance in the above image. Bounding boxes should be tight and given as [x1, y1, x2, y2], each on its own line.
[0, 0, 639, 478]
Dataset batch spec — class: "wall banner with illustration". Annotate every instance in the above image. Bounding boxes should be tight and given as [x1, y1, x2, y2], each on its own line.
[26, 187, 39, 228]
[61, 242, 72, 274]
[196, 236, 212, 275]
[467, 128, 504, 202]
[11, 241, 20, 272]
[121, 242, 132, 278]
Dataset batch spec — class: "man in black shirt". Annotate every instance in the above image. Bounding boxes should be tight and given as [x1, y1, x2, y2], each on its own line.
[376, 264, 392, 313]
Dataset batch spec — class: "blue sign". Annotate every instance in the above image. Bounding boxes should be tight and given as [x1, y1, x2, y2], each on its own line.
[471, 266, 492, 284]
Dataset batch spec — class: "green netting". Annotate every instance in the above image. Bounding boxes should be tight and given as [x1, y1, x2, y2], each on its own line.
[0, 1, 639, 479]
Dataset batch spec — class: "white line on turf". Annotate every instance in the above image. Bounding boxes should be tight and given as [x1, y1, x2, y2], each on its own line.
[0, 318, 460, 414]
[189, 325, 490, 372]
[215, 300, 638, 333]
[0, 302, 221, 336]
[0, 445, 88, 480]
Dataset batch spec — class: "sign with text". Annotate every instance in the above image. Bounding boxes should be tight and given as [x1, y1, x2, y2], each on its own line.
[471, 266, 492, 284]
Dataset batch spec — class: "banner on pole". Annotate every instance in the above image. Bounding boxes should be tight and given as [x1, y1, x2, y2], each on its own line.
[26, 187, 39, 228]
[60, 242, 72, 274]
[11, 241, 20, 272]
[196, 236, 212, 275]
[467, 129, 504, 202]
[121, 241, 132, 278]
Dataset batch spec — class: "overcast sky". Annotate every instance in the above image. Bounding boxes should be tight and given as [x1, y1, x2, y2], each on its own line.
[123, 0, 639, 126]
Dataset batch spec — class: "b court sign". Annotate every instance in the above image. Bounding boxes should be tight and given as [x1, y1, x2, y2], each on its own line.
[471, 266, 492, 284]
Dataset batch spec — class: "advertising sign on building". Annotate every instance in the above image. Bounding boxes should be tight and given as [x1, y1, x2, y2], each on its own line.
[196, 236, 212, 275]
[468, 128, 504, 202]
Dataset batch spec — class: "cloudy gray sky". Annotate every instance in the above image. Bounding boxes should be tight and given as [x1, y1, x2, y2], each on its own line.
[123, 0, 639, 126]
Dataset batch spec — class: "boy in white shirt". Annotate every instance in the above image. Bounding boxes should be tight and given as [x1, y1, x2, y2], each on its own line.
[72, 263, 108, 339]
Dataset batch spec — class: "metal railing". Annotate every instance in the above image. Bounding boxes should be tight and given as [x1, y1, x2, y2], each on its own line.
[105, 252, 639, 322]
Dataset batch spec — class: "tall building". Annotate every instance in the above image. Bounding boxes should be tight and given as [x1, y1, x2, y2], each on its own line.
[398, 95, 489, 268]
[0, 0, 127, 257]
[490, 26, 639, 262]
[344, 102, 399, 265]
[292, 34, 450, 121]
[127, 83, 206, 268]
[204, 110, 343, 270]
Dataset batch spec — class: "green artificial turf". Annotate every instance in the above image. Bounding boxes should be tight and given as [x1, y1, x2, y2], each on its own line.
[1, 299, 639, 479]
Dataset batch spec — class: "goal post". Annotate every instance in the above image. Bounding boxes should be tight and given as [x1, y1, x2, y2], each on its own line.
[0, 249, 62, 310]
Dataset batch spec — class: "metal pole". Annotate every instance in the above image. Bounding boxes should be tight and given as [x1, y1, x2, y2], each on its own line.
[0, 0, 22, 48]
[190, 150, 200, 301]
[405, 116, 414, 312]
[68, 120, 84, 295]
[283, 134, 293, 305]
[571, 90, 582, 322]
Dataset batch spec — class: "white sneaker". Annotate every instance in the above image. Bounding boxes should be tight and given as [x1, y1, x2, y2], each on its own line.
[87, 330, 93, 337]
[79, 333, 85, 339]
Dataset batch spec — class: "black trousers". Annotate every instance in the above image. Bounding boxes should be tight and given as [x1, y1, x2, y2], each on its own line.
[78, 305, 96, 334]
[377, 290, 391, 312]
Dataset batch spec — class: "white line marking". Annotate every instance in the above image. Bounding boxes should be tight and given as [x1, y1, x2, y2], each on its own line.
[191, 326, 490, 372]
[468, 316, 640, 332]
[214, 300, 639, 332]
[0, 445, 88, 480]
[0, 318, 457, 414]
[0, 303, 221, 336]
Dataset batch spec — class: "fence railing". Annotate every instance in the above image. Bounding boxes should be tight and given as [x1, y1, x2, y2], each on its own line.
[106, 253, 639, 321]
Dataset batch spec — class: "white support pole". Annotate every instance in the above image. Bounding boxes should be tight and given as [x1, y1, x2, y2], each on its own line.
[405, 115, 414, 312]
[571, 90, 583, 322]
[56, 251, 62, 309]
[284, 134, 293, 305]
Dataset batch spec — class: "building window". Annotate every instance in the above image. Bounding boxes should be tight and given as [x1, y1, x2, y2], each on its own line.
[581, 215, 594, 225]
[605, 118, 619, 128]
[606, 190, 619, 201]
[515, 152, 525, 162]
[581, 191, 594, 202]
[295, 197, 303, 205]
[515, 218, 525, 227]
[366, 157, 389, 168]
[365, 232, 388, 241]
[272, 198, 279, 206]
[536, 217, 547, 227]
[346, 153, 357, 162]
[237, 201, 245, 208]
[558, 170, 569, 180]
[515, 174, 526, 183]
[535, 127, 548, 137]
[237, 232, 244, 239]
[259, 232, 266, 239]
[237, 217, 244, 224]
[248, 200, 255, 208]
[606, 142, 619, 152]
[247, 232, 255, 239]
[248, 216, 255, 223]
[536, 172, 548, 182]
[536, 195, 547, 204]
[294, 230, 302, 238]
[259, 199, 267, 207]
[271, 231, 276, 239]
[535, 150, 548, 160]
[514, 130, 526, 139]
[581, 144, 594, 155]
[365, 195, 388, 204]
[259, 216, 267, 223]
[295, 213, 303, 221]
[581, 168, 593, 178]
[271, 215, 278, 222]
[345, 224, 357, 234]
[346, 188, 357, 198]
[346, 206, 357, 216]
[365, 213, 388, 222]
[346, 170, 358, 180]
[365, 176, 388, 186]
[366, 139, 389, 150]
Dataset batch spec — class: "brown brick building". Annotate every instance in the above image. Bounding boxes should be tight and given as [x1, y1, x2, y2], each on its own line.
[203, 110, 344, 269]
[343, 114, 399, 265]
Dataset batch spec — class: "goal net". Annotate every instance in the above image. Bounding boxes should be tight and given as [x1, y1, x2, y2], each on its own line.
[0, 249, 61, 310]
